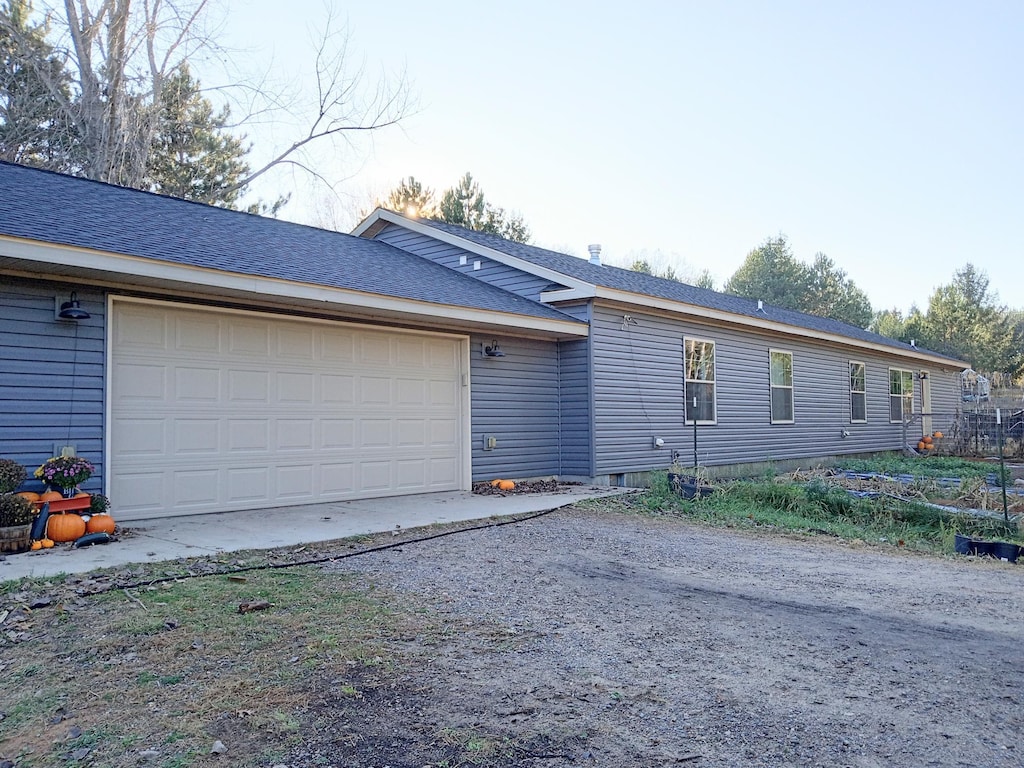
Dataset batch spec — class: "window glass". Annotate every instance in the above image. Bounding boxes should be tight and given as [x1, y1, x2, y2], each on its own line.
[770, 350, 794, 423]
[850, 362, 866, 422]
[889, 368, 914, 422]
[684, 339, 716, 423]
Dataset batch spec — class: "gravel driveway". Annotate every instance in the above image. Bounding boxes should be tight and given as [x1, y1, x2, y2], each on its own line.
[295, 505, 1024, 768]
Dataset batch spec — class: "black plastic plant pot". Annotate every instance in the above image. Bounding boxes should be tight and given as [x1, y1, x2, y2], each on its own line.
[992, 541, 1020, 563]
[668, 473, 714, 500]
[970, 539, 994, 557]
[954, 533, 971, 555]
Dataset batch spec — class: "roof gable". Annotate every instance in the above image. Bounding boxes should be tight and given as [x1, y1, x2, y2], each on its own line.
[358, 211, 963, 365]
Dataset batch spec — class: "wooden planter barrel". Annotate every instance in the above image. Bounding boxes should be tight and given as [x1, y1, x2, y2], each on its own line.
[0, 524, 32, 554]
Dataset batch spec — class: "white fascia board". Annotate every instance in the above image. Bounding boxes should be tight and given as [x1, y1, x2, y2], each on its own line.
[353, 208, 597, 295]
[590, 287, 967, 368]
[1, 235, 588, 338]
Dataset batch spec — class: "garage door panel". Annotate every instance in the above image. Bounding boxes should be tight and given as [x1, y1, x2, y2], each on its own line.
[116, 363, 167, 400]
[321, 419, 355, 449]
[321, 374, 354, 404]
[229, 322, 270, 356]
[277, 419, 314, 451]
[112, 303, 465, 519]
[228, 419, 269, 451]
[322, 463, 354, 494]
[174, 419, 219, 454]
[176, 367, 220, 401]
[174, 469, 219, 505]
[277, 372, 315, 403]
[228, 369, 269, 402]
[113, 418, 165, 455]
[175, 316, 220, 353]
[227, 467, 268, 500]
[359, 461, 392, 491]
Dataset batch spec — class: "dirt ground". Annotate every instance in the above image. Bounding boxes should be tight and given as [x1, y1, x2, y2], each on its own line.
[3, 503, 1023, 767]
[296, 506, 1024, 768]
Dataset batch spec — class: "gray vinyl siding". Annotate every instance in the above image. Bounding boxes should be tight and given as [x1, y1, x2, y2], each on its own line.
[588, 304, 962, 472]
[557, 303, 593, 476]
[0, 278, 105, 492]
[469, 334, 560, 480]
[374, 223, 563, 300]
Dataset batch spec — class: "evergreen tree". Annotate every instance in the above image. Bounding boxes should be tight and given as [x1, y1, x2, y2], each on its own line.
[379, 176, 436, 217]
[0, 0, 75, 167]
[724, 235, 874, 327]
[145, 65, 252, 206]
[438, 172, 530, 242]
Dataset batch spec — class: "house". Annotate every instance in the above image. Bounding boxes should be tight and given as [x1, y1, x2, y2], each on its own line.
[0, 162, 966, 520]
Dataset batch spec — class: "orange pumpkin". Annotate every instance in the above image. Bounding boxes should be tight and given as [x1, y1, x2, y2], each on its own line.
[39, 491, 63, 503]
[933, 431, 944, 439]
[31, 540, 42, 551]
[497, 480, 515, 491]
[85, 514, 115, 535]
[924, 443, 935, 451]
[917, 441, 927, 451]
[922, 435, 933, 444]
[489, 479, 503, 487]
[47, 513, 86, 543]
[40, 538, 54, 549]
[16, 491, 40, 503]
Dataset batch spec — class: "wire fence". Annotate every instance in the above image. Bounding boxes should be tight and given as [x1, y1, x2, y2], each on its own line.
[947, 407, 1024, 458]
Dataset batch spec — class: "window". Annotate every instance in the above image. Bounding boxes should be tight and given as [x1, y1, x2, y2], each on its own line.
[684, 338, 716, 423]
[769, 350, 794, 423]
[889, 368, 914, 423]
[849, 362, 866, 422]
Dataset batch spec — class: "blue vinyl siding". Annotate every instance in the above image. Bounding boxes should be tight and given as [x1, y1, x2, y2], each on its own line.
[588, 304, 962, 473]
[374, 224, 563, 300]
[469, 334, 560, 480]
[0, 278, 105, 492]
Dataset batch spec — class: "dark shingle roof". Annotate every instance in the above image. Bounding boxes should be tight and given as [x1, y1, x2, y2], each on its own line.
[0, 162, 580, 326]
[418, 218, 960, 361]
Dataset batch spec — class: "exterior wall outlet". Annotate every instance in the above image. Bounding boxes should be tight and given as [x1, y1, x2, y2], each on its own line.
[652, 437, 665, 448]
[483, 434, 498, 451]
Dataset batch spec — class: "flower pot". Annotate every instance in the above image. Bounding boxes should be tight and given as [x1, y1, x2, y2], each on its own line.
[668, 472, 715, 499]
[954, 533, 971, 555]
[970, 539, 994, 557]
[0, 524, 32, 554]
[992, 542, 1020, 563]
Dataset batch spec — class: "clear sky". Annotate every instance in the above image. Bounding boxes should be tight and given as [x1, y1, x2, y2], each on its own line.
[220, 0, 1023, 314]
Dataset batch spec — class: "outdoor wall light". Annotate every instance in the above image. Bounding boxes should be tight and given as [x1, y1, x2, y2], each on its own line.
[919, 371, 929, 380]
[56, 291, 90, 321]
[482, 340, 505, 358]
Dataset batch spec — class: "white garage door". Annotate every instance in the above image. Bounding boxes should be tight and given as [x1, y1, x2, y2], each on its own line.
[110, 301, 467, 520]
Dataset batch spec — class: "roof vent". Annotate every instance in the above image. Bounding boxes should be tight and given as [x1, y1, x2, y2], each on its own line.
[757, 299, 764, 312]
[588, 244, 602, 266]
[910, 339, 916, 348]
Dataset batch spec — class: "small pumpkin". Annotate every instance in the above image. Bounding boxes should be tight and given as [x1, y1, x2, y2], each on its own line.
[85, 514, 116, 535]
[489, 479, 503, 487]
[47, 513, 86, 543]
[40, 538, 54, 549]
[39, 490, 63, 503]
[917, 441, 927, 451]
[933, 431, 944, 439]
[16, 491, 40, 503]
[30, 540, 42, 551]
[497, 480, 515, 491]
[922, 435, 933, 444]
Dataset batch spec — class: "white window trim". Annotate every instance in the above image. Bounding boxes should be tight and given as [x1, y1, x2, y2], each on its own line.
[684, 336, 717, 425]
[888, 367, 915, 424]
[849, 360, 867, 424]
[769, 348, 794, 424]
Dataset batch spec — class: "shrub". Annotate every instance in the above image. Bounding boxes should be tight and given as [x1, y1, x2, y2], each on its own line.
[0, 459, 26, 495]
